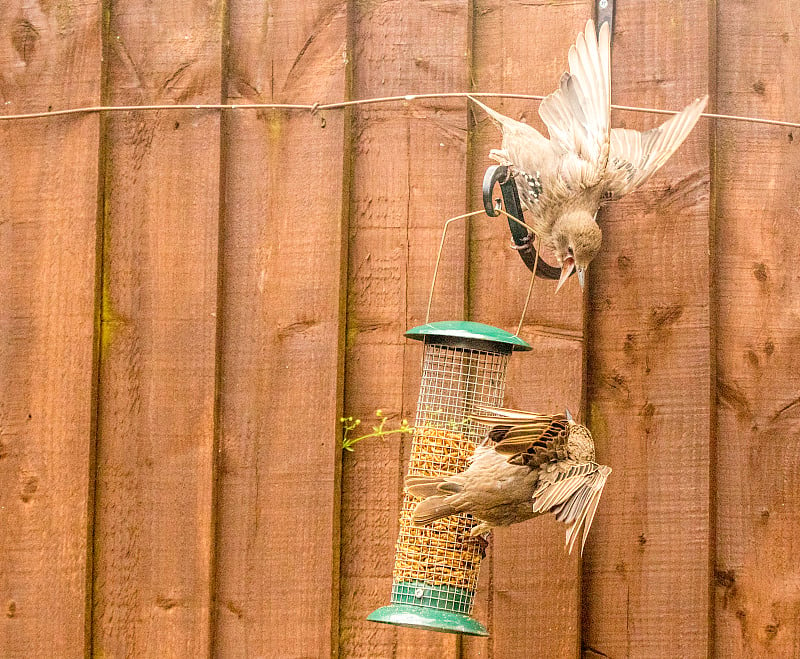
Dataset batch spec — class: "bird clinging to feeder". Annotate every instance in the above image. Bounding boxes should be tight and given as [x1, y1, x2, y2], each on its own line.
[470, 19, 708, 291]
[406, 407, 611, 555]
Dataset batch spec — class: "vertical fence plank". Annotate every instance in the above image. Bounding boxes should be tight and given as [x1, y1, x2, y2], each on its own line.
[0, 2, 101, 656]
[465, 3, 592, 657]
[339, 1, 470, 656]
[582, 2, 713, 656]
[91, 2, 222, 655]
[213, 0, 349, 656]
[715, 3, 800, 656]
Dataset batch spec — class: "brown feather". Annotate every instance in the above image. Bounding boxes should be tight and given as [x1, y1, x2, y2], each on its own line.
[490, 417, 570, 467]
[437, 481, 462, 495]
[411, 496, 457, 526]
[406, 475, 464, 499]
[406, 475, 445, 487]
[406, 482, 443, 499]
[405, 475, 446, 499]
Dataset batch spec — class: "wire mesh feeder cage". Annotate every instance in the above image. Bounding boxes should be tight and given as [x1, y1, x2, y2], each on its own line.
[367, 320, 531, 636]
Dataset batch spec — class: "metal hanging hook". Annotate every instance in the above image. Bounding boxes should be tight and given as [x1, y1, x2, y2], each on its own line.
[596, 0, 615, 38]
[482, 165, 569, 281]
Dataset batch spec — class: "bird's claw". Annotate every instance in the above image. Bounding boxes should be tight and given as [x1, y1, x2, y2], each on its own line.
[489, 149, 513, 167]
[509, 232, 534, 251]
[463, 529, 491, 558]
[469, 522, 493, 537]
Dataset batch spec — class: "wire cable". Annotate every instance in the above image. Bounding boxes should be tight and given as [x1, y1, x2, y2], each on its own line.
[0, 92, 797, 129]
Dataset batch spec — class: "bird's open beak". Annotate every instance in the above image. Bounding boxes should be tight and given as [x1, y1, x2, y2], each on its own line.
[556, 257, 575, 293]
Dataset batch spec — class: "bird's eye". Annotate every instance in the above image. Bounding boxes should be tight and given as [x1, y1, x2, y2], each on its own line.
[567, 246, 574, 257]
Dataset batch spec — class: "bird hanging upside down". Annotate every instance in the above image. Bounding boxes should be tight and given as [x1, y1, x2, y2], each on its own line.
[406, 408, 611, 555]
[470, 20, 708, 291]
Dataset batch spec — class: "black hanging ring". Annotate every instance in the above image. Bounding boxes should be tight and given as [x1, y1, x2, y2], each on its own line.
[482, 165, 563, 280]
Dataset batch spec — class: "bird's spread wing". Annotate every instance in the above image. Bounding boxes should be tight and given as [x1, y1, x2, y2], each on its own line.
[538, 20, 611, 181]
[532, 462, 611, 554]
[603, 95, 708, 200]
[471, 407, 569, 467]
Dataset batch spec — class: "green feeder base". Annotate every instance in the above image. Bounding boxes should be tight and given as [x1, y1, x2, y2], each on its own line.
[367, 604, 488, 637]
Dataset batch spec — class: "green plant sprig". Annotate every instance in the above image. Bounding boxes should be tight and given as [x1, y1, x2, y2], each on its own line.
[340, 409, 413, 452]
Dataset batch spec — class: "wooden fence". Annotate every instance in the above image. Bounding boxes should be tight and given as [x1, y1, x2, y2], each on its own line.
[2, 0, 799, 656]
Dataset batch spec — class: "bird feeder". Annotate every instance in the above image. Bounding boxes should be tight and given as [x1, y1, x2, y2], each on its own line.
[367, 320, 531, 636]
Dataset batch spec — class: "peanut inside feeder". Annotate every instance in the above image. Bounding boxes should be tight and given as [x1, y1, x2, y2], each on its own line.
[367, 321, 531, 637]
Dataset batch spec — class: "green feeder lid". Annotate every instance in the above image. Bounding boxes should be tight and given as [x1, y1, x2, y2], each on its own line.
[405, 321, 531, 352]
[367, 604, 488, 637]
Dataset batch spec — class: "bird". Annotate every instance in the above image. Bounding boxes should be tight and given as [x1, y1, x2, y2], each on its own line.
[405, 408, 611, 554]
[470, 19, 708, 291]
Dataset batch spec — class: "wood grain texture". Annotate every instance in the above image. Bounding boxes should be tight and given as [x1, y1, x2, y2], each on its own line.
[91, 2, 222, 656]
[339, 1, 469, 656]
[464, 3, 592, 657]
[582, 3, 713, 657]
[715, 3, 800, 656]
[0, 2, 101, 656]
[9, 3, 800, 656]
[213, 1, 348, 656]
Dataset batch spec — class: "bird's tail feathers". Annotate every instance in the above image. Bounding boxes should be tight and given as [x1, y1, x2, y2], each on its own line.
[405, 475, 446, 499]
[468, 95, 516, 129]
[473, 405, 555, 420]
[411, 496, 458, 526]
[406, 475, 463, 499]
